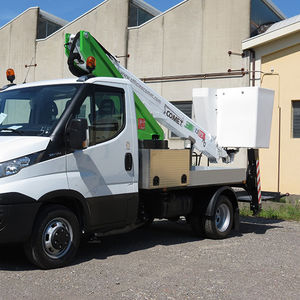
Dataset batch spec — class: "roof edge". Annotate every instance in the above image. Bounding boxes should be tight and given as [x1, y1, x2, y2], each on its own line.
[242, 21, 300, 50]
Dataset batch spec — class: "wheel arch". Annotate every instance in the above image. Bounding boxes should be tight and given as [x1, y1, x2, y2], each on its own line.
[37, 190, 90, 233]
[205, 186, 238, 216]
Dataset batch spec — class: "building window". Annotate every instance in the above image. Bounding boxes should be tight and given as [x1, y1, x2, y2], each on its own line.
[37, 18, 62, 39]
[169, 101, 192, 138]
[250, 0, 282, 37]
[292, 101, 300, 138]
[36, 11, 67, 39]
[128, 1, 157, 27]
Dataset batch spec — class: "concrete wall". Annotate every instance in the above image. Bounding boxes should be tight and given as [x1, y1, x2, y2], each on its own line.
[259, 42, 300, 194]
[0, 0, 252, 104]
[0, 0, 129, 85]
[0, 8, 39, 86]
[128, 0, 251, 99]
[201, 0, 250, 79]
[35, 0, 129, 81]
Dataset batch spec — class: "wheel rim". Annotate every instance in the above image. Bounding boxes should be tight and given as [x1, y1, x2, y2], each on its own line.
[215, 203, 231, 232]
[42, 217, 73, 259]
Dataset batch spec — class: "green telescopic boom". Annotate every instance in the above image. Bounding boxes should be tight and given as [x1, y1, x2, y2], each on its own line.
[65, 31, 164, 141]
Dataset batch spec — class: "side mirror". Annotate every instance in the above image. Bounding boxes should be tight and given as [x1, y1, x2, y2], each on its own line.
[66, 118, 88, 150]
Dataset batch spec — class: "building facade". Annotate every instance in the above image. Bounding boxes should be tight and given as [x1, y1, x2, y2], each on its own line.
[243, 15, 300, 194]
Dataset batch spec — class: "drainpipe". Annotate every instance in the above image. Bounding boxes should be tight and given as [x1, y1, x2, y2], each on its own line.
[249, 49, 256, 87]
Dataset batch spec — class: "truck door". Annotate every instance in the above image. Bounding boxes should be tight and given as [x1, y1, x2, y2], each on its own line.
[66, 83, 138, 230]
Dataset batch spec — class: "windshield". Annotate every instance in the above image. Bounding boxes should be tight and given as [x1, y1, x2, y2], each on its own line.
[0, 84, 80, 136]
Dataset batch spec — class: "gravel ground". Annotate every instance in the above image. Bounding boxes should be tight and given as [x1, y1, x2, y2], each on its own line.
[0, 217, 299, 300]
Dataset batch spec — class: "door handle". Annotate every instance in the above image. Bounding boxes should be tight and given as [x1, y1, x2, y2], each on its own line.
[125, 153, 133, 171]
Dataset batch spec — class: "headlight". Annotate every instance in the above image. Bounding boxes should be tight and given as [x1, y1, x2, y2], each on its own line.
[0, 153, 39, 178]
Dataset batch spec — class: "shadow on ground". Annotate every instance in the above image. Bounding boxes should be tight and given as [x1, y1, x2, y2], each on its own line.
[239, 216, 284, 235]
[0, 217, 284, 271]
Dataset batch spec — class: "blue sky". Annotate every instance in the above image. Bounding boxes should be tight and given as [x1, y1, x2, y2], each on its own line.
[0, 0, 300, 28]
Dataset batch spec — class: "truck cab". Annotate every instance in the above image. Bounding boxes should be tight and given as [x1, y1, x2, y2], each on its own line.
[0, 77, 140, 268]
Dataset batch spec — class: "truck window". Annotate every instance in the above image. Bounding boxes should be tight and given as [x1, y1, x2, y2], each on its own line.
[74, 86, 125, 146]
[2, 99, 31, 125]
[0, 84, 80, 136]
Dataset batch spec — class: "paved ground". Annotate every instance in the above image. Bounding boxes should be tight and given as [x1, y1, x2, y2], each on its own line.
[0, 217, 299, 300]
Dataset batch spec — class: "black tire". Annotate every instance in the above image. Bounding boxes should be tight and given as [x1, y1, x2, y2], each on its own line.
[205, 195, 233, 239]
[190, 212, 206, 237]
[24, 205, 80, 269]
[190, 195, 233, 239]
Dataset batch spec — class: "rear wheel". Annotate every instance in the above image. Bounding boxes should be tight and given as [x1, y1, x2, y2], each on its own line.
[190, 195, 233, 239]
[24, 205, 80, 269]
[205, 195, 233, 239]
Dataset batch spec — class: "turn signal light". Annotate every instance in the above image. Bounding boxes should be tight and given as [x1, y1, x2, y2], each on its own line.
[86, 56, 96, 72]
[82, 140, 88, 149]
[6, 68, 15, 83]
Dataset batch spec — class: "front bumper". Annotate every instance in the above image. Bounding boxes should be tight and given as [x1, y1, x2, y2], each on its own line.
[0, 193, 40, 244]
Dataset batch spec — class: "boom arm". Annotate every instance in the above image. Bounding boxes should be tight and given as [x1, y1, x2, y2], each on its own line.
[65, 31, 229, 162]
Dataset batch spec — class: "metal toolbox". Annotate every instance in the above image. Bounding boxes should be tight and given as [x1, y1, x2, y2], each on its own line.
[139, 149, 190, 189]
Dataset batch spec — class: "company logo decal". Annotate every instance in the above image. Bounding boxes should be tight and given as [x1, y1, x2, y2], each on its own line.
[138, 118, 146, 130]
[185, 121, 194, 132]
[195, 128, 206, 141]
[164, 105, 183, 126]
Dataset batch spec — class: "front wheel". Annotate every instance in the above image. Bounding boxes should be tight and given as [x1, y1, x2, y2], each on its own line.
[24, 205, 80, 269]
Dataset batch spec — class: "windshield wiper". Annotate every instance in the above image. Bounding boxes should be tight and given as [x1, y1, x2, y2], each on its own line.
[0, 128, 24, 135]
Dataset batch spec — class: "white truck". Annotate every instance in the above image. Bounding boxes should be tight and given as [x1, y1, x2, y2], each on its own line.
[0, 31, 274, 269]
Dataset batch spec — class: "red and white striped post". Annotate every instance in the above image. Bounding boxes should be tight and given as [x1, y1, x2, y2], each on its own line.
[256, 159, 262, 205]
